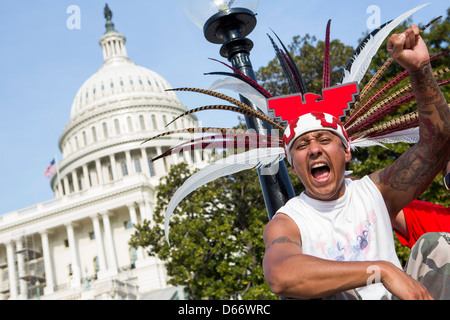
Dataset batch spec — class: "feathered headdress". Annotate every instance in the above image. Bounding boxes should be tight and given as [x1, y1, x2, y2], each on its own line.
[143, 4, 449, 242]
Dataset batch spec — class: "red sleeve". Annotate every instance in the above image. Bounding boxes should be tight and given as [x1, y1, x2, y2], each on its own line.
[396, 200, 450, 248]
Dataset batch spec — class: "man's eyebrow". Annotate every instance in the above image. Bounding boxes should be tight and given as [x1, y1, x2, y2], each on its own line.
[315, 131, 334, 138]
[296, 131, 333, 142]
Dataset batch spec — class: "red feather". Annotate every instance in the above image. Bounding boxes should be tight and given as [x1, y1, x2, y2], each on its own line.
[323, 19, 332, 89]
[345, 51, 449, 127]
[150, 133, 283, 162]
[346, 92, 416, 134]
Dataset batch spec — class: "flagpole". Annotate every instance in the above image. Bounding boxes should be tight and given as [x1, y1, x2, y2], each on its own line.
[54, 154, 63, 196]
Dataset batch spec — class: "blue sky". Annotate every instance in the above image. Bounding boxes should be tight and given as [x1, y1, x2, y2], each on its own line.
[0, 1, 447, 215]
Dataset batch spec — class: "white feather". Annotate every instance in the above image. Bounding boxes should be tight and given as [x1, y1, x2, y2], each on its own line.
[351, 127, 419, 149]
[341, 3, 429, 84]
[351, 137, 388, 149]
[209, 77, 269, 114]
[164, 147, 285, 243]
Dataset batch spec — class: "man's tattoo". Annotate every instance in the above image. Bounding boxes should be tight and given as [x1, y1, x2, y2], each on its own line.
[409, 63, 433, 95]
[266, 236, 301, 251]
[373, 61, 449, 197]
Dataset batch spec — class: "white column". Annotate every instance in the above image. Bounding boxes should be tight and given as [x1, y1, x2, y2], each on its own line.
[155, 146, 167, 174]
[125, 150, 134, 175]
[56, 182, 63, 198]
[6, 241, 18, 299]
[127, 204, 145, 262]
[90, 214, 108, 274]
[40, 231, 55, 295]
[105, 42, 110, 59]
[101, 211, 118, 274]
[82, 164, 90, 190]
[95, 159, 103, 185]
[127, 203, 139, 225]
[138, 200, 154, 225]
[140, 148, 151, 177]
[72, 170, 79, 193]
[65, 222, 81, 288]
[108, 42, 113, 58]
[63, 176, 70, 195]
[171, 153, 179, 165]
[101, 43, 107, 60]
[184, 149, 193, 165]
[137, 201, 148, 221]
[109, 155, 117, 181]
[15, 238, 27, 299]
[194, 150, 202, 163]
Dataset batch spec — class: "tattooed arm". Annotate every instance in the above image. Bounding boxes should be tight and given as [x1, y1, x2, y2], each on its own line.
[262, 213, 432, 299]
[370, 25, 450, 223]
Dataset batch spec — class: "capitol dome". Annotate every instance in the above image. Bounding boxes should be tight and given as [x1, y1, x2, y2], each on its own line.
[65, 10, 189, 136]
[53, 7, 202, 197]
[69, 24, 183, 121]
[70, 60, 183, 120]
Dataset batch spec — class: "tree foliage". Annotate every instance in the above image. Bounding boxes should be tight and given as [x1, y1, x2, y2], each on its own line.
[258, 34, 354, 95]
[130, 162, 277, 300]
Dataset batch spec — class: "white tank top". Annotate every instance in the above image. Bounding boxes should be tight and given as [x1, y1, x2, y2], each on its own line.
[277, 176, 402, 300]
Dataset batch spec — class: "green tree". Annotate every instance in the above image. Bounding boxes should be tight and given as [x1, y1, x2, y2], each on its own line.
[258, 34, 354, 95]
[130, 162, 277, 300]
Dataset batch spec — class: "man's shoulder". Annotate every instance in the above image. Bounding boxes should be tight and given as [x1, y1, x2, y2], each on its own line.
[264, 212, 301, 245]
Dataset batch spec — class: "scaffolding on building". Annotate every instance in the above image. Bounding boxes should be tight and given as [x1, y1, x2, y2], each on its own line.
[0, 233, 46, 300]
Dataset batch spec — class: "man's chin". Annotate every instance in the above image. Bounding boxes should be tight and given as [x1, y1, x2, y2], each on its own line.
[305, 184, 345, 201]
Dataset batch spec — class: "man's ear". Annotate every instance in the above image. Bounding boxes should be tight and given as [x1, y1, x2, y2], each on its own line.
[344, 148, 352, 164]
[291, 162, 298, 176]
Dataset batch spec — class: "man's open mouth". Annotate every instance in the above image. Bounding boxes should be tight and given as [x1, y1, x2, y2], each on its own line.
[311, 163, 330, 180]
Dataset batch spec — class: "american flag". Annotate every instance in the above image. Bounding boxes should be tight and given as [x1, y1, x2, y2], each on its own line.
[44, 158, 57, 178]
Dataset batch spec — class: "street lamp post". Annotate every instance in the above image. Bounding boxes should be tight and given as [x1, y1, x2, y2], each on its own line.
[179, 0, 295, 219]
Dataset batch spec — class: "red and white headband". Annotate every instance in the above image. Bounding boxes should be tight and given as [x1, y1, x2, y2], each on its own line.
[267, 82, 359, 163]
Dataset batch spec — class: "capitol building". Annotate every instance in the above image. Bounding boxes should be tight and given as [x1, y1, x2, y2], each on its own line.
[0, 6, 205, 300]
